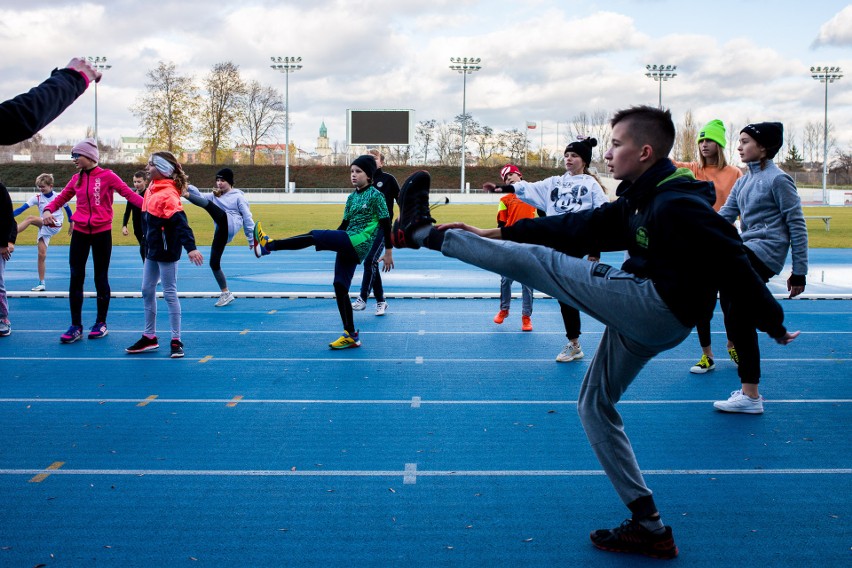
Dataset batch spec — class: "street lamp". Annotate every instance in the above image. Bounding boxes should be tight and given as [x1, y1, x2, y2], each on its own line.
[449, 57, 481, 193]
[270, 56, 302, 191]
[810, 66, 843, 205]
[645, 64, 677, 108]
[87, 56, 111, 143]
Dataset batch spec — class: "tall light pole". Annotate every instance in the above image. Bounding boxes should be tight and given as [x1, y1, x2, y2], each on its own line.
[87, 56, 111, 143]
[449, 57, 481, 193]
[810, 66, 843, 205]
[270, 56, 302, 191]
[645, 64, 677, 108]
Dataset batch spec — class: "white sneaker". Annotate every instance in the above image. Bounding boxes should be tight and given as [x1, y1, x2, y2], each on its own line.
[215, 291, 235, 307]
[31, 282, 46, 291]
[713, 390, 764, 414]
[375, 301, 388, 316]
[556, 343, 584, 362]
[351, 298, 367, 311]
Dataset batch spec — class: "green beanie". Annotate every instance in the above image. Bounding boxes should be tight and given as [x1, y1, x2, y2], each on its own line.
[696, 119, 727, 148]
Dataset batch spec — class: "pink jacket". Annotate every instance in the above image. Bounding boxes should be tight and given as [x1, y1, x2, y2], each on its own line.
[46, 166, 144, 234]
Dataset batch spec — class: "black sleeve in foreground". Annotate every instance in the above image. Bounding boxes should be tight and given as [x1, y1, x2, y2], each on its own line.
[0, 68, 87, 146]
[379, 217, 393, 249]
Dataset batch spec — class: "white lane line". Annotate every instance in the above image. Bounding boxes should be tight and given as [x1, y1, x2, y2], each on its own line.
[0, 398, 848, 405]
[2, 356, 850, 363]
[0, 467, 848, 478]
[404, 463, 418, 484]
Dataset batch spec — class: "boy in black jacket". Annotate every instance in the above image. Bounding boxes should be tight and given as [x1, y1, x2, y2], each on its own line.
[391, 106, 798, 559]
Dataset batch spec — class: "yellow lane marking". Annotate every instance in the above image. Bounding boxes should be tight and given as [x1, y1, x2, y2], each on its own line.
[240, 329, 250, 335]
[199, 355, 213, 363]
[267, 310, 277, 314]
[137, 395, 158, 407]
[227, 396, 244, 407]
[29, 461, 64, 483]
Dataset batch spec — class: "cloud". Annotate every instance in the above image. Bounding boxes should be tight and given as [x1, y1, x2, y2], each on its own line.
[813, 5, 852, 46]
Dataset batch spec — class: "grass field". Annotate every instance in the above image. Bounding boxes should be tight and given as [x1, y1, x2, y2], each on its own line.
[12, 204, 851, 248]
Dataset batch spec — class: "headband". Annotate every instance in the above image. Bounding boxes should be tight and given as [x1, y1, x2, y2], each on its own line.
[151, 155, 175, 177]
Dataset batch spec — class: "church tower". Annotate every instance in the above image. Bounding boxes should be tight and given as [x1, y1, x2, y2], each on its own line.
[316, 121, 331, 161]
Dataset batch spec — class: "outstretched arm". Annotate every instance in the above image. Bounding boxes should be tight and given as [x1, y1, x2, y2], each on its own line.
[436, 222, 502, 240]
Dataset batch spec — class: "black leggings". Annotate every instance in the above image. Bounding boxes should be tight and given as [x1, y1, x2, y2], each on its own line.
[68, 230, 112, 325]
[720, 249, 776, 384]
[197, 201, 229, 272]
[268, 230, 359, 334]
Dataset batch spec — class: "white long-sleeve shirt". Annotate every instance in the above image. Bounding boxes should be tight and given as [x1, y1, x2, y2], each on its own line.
[187, 185, 255, 243]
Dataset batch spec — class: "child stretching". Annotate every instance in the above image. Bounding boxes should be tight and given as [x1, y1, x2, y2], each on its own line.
[253, 155, 393, 349]
[43, 138, 144, 343]
[14, 173, 74, 291]
[121, 171, 148, 263]
[492, 165, 537, 331]
[484, 137, 608, 362]
[125, 152, 203, 358]
[183, 167, 255, 307]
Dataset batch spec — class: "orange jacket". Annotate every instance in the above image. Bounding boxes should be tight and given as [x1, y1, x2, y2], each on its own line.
[674, 161, 743, 211]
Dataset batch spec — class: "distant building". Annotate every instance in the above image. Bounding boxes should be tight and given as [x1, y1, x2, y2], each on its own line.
[121, 137, 149, 163]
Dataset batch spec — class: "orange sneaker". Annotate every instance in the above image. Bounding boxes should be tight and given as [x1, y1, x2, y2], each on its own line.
[493, 309, 509, 324]
[521, 315, 533, 331]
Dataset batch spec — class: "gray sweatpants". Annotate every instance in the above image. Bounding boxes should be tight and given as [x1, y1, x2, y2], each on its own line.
[441, 229, 691, 507]
[141, 260, 181, 340]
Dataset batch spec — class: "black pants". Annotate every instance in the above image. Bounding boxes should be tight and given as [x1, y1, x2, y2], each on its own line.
[357, 234, 385, 302]
[559, 301, 581, 340]
[68, 230, 112, 326]
[720, 249, 775, 384]
[268, 230, 359, 335]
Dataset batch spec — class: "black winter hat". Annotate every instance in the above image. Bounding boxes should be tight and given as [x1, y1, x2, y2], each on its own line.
[564, 137, 598, 166]
[741, 122, 784, 160]
[216, 167, 235, 187]
[351, 155, 377, 180]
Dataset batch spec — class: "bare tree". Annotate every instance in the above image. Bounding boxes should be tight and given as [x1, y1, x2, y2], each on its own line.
[132, 61, 199, 154]
[236, 80, 285, 165]
[415, 119, 437, 165]
[434, 121, 458, 166]
[198, 61, 246, 164]
[587, 109, 612, 164]
[673, 109, 698, 162]
[500, 128, 527, 163]
[803, 121, 822, 165]
[469, 124, 503, 166]
[726, 122, 739, 165]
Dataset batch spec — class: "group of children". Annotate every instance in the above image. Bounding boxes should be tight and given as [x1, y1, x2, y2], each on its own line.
[7, 140, 257, 357]
[1, 72, 811, 559]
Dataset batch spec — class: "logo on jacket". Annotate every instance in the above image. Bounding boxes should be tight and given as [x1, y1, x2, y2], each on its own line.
[550, 183, 589, 213]
[635, 227, 649, 249]
[93, 178, 102, 206]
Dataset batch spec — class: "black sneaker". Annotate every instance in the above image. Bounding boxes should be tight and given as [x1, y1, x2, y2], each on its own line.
[590, 518, 678, 560]
[170, 339, 185, 358]
[392, 170, 435, 249]
[126, 335, 159, 354]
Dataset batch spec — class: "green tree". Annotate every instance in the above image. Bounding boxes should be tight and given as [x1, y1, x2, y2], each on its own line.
[783, 142, 804, 171]
[132, 61, 199, 154]
[199, 62, 246, 164]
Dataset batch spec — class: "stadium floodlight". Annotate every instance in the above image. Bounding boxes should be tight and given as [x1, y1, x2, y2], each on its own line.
[645, 64, 677, 108]
[810, 66, 843, 204]
[449, 57, 482, 193]
[87, 56, 111, 143]
[270, 56, 303, 190]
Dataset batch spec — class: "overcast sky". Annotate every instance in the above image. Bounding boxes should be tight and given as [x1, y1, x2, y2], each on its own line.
[1, 0, 850, 158]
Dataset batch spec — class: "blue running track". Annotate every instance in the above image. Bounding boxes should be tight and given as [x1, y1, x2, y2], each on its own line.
[0, 246, 849, 566]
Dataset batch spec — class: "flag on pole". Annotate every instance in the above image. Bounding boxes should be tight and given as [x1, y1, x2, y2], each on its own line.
[526, 121, 537, 129]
